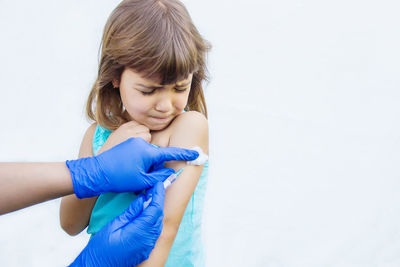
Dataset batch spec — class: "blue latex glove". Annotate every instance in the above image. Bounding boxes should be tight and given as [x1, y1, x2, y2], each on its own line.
[70, 182, 165, 267]
[66, 137, 199, 198]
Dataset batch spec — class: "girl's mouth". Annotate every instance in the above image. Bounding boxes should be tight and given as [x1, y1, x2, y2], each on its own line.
[150, 116, 171, 123]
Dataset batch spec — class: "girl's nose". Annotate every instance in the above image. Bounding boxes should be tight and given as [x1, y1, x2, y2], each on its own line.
[155, 96, 173, 113]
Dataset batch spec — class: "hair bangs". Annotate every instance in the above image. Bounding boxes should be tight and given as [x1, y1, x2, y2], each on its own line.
[129, 7, 199, 85]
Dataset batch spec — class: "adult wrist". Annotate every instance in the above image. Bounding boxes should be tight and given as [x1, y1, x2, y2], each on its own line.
[65, 157, 103, 199]
[68, 249, 98, 267]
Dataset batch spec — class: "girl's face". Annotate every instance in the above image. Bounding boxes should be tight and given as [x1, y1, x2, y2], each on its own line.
[116, 68, 192, 131]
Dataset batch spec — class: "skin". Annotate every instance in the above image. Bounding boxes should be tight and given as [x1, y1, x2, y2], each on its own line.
[60, 68, 208, 266]
[117, 68, 193, 132]
[0, 162, 73, 215]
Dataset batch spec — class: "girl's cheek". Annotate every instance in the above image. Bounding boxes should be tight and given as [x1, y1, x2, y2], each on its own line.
[134, 99, 152, 113]
[176, 96, 189, 111]
[124, 98, 146, 117]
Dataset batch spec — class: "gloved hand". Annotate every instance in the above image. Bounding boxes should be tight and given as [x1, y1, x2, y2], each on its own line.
[69, 182, 165, 267]
[66, 137, 198, 198]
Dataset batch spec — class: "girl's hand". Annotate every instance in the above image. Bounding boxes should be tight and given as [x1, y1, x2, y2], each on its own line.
[99, 121, 151, 154]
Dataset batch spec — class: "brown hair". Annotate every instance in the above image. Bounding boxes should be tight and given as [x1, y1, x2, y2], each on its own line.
[86, 0, 211, 130]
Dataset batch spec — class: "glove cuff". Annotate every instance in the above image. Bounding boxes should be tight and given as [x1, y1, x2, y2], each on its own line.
[68, 247, 99, 267]
[66, 157, 103, 199]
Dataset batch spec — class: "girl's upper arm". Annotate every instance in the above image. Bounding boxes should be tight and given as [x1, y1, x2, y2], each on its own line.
[78, 123, 97, 158]
[59, 123, 99, 236]
[138, 111, 208, 266]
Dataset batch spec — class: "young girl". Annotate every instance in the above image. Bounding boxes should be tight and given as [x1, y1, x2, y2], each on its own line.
[59, 0, 210, 266]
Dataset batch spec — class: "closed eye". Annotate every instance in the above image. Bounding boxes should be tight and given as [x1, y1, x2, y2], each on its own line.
[140, 89, 156, 95]
[174, 87, 188, 93]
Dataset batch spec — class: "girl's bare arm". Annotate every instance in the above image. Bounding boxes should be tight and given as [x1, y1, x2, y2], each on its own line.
[59, 124, 98, 236]
[138, 111, 209, 267]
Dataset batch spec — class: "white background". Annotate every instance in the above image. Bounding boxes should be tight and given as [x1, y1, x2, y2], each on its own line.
[1, 0, 400, 266]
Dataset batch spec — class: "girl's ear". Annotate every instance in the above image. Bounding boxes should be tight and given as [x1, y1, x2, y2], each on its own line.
[112, 78, 120, 88]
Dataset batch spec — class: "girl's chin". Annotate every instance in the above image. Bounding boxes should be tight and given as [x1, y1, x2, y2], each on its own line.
[126, 116, 168, 131]
[147, 121, 171, 131]
[146, 116, 174, 131]
[131, 115, 176, 131]
[148, 125, 165, 131]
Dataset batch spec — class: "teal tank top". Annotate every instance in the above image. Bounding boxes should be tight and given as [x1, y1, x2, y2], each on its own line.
[87, 125, 208, 267]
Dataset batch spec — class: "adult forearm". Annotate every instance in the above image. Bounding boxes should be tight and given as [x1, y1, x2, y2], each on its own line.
[0, 162, 73, 215]
[0, 139, 199, 216]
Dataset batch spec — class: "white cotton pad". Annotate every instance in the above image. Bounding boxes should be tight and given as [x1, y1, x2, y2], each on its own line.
[187, 146, 208, 165]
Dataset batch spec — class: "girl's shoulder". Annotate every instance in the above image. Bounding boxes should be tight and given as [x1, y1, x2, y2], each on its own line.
[170, 111, 207, 128]
[84, 123, 98, 139]
[79, 123, 98, 157]
[80, 123, 112, 156]
[169, 111, 208, 139]
[151, 111, 208, 148]
[159, 111, 208, 150]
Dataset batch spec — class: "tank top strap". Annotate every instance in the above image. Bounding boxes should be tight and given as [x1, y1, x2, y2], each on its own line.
[92, 124, 112, 156]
